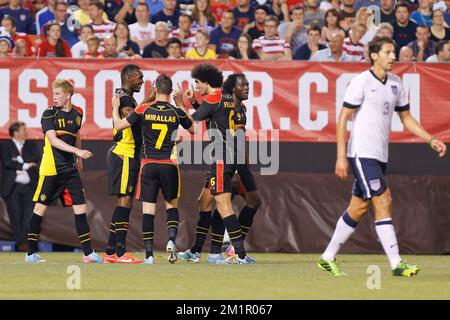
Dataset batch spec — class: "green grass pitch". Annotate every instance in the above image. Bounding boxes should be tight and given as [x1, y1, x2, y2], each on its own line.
[0, 253, 449, 299]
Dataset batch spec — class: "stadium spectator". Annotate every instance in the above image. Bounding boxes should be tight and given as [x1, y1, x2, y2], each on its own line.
[343, 22, 366, 60]
[27, 0, 47, 18]
[191, 0, 217, 33]
[129, 2, 155, 53]
[83, 35, 104, 58]
[392, 2, 418, 55]
[185, 28, 216, 59]
[398, 45, 415, 61]
[304, 0, 325, 28]
[53, 1, 80, 47]
[232, 0, 255, 30]
[340, 0, 356, 34]
[88, 1, 116, 44]
[376, 22, 394, 39]
[166, 37, 183, 58]
[114, 21, 141, 56]
[0, 122, 39, 252]
[0, 35, 13, 57]
[321, 9, 345, 44]
[407, 25, 437, 61]
[38, 21, 71, 57]
[142, 21, 169, 57]
[73, 0, 109, 26]
[278, 6, 308, 53]
[71, 24, 94, 58]
[209, 10, 241, 55]
[319, 0, 342, 12]
[355, 7, 377, 45]
[411, 0, 433, 27]
[170, 14, 196, 54]
[136, 0, 164, 16]
[1, 16, 35, 56]
[228, 33, 258, 59]
[0, 0, 35, 35]
[445, 0, 450, 26]
[425, 40, 450, 62]
[103, 35, 130, 58]
[13, 38, 29, 57]
[429, 9, 450, 43]
[354, 0, 378, 11]
[151, 0, 180, 30]
[35, 0, 56, 36]
[380, 0, 396, 23]
[211, 0, 234, 22]
[310, 32, 358, 61]
[243, 5, 268, 41]
[293, 25, 327, 60]
[271, 0, 290, 22]
[111, 0, 137, 25]
[252, 15, 292, 60]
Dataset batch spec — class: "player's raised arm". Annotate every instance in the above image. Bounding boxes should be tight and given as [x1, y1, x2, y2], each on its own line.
[173, 84, 196, 135]
[112, 94, 133, 131]
[398, 110, 447, 157]
[335, 107, 355, 179]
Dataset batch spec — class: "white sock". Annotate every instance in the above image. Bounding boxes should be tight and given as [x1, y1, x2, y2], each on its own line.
[375, 219, 402, 269]
[322, 212, 357, 262]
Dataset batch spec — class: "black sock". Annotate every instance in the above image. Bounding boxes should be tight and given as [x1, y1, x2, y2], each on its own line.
[191, 211, 212, 254]
[74, 213, 93, 256]
[238, 206, 257, 240]
[222, 215, 246, 259]
[105, 207, 119, 255]
[166, 208, 179, 243]
[143, 214, 154, 259]
[210, 209, 225, 254]
[27, 213, 43, 255]
[115, 206, 131, 257]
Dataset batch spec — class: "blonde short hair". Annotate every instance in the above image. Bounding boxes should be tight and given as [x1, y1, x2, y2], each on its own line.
[52, 79, 74, 96]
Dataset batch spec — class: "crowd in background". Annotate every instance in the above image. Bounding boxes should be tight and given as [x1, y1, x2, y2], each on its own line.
[0, 0, 449, 62]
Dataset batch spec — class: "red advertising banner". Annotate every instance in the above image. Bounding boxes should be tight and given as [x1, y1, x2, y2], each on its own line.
[0, 58, 449, 142]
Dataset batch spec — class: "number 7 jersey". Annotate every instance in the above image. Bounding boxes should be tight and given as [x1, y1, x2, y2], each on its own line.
[126, 101, 193, 160]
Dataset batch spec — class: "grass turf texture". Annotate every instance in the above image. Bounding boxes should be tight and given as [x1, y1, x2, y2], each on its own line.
[0, 253, 449, 299]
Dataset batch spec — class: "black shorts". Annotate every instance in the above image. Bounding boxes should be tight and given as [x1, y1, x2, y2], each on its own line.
[107, 147, 139, 196]
[136, 159, 180, 203]
[236, 164, 257, 193]
[33, 168, 85, 207]
[209, 160, 237, 194]
[349, 157, 387, 200]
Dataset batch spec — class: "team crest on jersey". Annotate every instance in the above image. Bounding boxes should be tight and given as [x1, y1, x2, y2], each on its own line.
[369, 179, 381, 191]
[391, 85, 398, 95]
[40, 194, 47, 201]
[129, 186, 133, 193]
[76, 116, 81, 126]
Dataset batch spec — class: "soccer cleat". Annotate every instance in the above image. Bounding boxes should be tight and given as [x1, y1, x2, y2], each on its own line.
[242, 255, 256, 264]
[166, 240, 178, 264]
[224, 244, 235, 258]
[236, 256, 250, 264]
[114, 252, 144, 264]
[142, 256, 154, 265]
[82, 251, 103, 263]
[25, 253, 46, 263]
[207, 253, 232, 265]
[317, 257, 347, 276]
[102, 253, 117, 263]
[178, 249, 201, 263]
[392, 261, 420, 277]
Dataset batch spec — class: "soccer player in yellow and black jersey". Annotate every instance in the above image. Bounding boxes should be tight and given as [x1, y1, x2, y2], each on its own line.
[103, 64, 147, 264]
[25, 79, 102, 263]
[112, 74, 195, 264]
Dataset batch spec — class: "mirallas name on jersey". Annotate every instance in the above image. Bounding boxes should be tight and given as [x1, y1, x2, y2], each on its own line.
[145, 114, 177, 123]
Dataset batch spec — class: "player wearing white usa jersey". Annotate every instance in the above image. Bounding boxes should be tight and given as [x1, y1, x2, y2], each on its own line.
[318, 37, 447, 277]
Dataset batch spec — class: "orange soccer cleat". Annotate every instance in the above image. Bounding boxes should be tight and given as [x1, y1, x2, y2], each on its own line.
[102, 253, 117, 263]
[114, 252, 144, 264]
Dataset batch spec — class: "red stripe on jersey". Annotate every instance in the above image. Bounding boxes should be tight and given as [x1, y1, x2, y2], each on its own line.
[203, 90, 222, 104]
[216, 160, 223, 193]
[135, 162, 144, 200]
[141, 158, 177, 165]
[72, 105, 83, 116]
[135, 101, 155, 114]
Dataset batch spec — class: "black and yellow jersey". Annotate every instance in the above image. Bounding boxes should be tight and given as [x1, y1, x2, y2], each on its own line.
[39, 105, 83, 176]
[234, 103, 247, 131]
[126, 101, 192, 160]
[112, 90, 141, 158]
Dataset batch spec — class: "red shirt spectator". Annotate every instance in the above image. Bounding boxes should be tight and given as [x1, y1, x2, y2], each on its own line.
[1, 16, 35, 57]
[38, 21, 71, 57]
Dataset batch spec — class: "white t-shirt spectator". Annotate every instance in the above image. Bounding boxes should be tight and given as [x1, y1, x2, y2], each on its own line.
[71, 41, 88, 58]
[252, 35, 290, 55]
[129, 22, 156, 42]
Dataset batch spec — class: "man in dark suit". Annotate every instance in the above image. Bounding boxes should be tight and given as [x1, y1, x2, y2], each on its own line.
[0, 122, 40, 251]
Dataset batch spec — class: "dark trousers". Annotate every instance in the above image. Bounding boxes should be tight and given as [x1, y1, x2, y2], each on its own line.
[4, 183, 34, 245]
